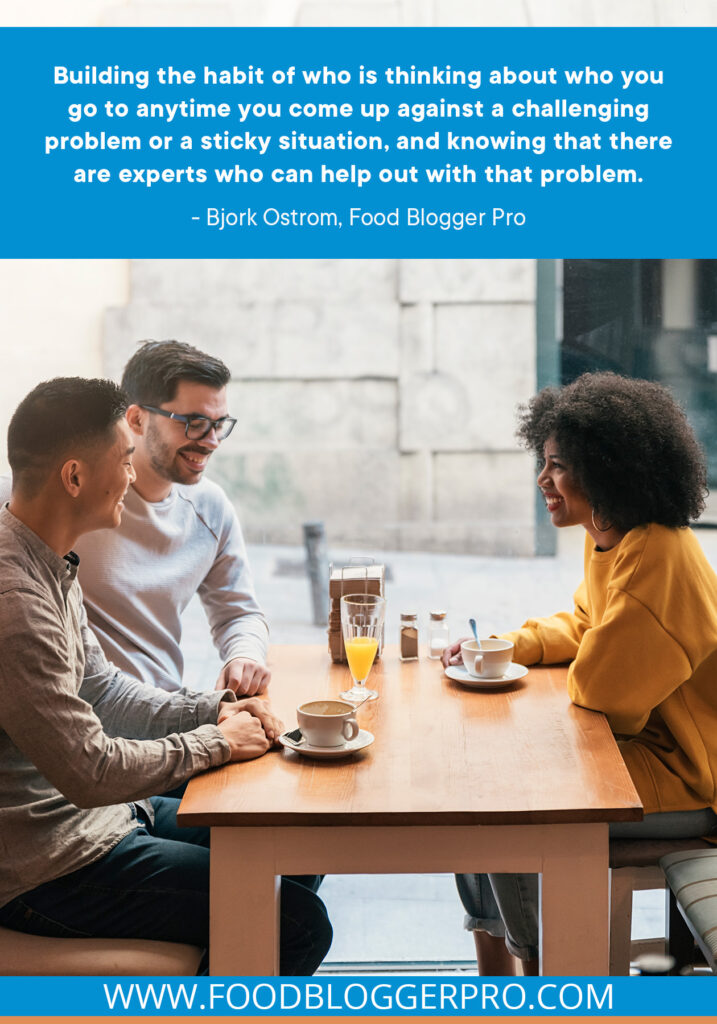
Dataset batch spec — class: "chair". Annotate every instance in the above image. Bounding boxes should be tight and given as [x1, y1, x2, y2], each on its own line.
[0, 925, 204, 975]
[609, 837, 711, 975]
[661, 847, 717, 973]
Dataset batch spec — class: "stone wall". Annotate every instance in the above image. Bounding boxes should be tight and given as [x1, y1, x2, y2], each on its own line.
[104, 259, 537, 553]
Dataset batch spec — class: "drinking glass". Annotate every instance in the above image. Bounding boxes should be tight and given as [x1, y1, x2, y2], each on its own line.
[340, 593, 386, 703]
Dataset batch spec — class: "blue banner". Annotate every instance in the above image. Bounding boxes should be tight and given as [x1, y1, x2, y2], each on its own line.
[0, 975, 715, 1016]
[0, 27, 714, 257]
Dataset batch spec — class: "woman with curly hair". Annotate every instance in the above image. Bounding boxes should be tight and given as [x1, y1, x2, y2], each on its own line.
[443, 371, 717, 976]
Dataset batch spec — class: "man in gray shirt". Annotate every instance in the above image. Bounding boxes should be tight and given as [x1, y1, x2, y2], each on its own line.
[75, 340, 270, 695]
[0, 377, 331, 974]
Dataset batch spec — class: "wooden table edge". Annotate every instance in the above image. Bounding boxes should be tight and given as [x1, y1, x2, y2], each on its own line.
[178, 806, 643, 827]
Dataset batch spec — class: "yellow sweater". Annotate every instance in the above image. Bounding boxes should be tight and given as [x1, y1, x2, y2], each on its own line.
[502, 525, 717, 814]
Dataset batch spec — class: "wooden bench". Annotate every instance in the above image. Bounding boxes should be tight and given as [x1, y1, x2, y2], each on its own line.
[0, 926, 203, 975]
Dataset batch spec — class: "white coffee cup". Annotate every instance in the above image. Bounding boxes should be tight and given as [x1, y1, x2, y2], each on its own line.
[461, 638, 514, 679]
[297, 699, 360, 747]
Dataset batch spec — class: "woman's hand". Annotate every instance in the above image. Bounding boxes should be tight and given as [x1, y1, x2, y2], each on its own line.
[441, 637, 470, 667]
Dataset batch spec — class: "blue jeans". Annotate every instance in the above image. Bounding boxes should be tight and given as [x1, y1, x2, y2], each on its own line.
[455, 807, 717, 960]
[0, 797, 332, 976]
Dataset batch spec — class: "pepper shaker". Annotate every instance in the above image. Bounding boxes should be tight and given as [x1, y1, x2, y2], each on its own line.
[399, 612, 419, 661]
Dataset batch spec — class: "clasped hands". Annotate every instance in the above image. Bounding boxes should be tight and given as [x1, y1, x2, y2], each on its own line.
[217, 696, 284, 762]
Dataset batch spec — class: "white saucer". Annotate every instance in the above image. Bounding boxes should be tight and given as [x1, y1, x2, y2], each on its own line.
[444, 662, 529, 688]
[279, 729, 374, 759]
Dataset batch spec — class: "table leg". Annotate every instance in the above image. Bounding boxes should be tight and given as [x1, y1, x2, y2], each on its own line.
[540, 823, 609, 975]
[209, 827, 280, 976]
[207, 823, 610, 976]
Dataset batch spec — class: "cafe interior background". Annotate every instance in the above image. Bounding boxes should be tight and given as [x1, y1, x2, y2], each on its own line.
[2, 255, 716, 969]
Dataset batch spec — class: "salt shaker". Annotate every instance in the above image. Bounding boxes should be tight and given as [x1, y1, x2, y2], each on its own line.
[399, 612, 419, 661]
[428, 611, 449, 660]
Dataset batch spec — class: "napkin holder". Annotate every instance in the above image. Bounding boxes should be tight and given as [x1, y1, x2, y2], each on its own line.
[328, 560, 385, 663]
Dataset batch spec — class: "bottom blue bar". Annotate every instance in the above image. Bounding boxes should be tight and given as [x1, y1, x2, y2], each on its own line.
[0, 975, 714, 1016]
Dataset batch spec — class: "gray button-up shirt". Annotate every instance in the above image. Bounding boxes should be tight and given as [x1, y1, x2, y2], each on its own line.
[0, 505, 233, 908]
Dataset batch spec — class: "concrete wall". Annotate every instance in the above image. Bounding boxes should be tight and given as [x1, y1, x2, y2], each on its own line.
[104, 259, 536, 553]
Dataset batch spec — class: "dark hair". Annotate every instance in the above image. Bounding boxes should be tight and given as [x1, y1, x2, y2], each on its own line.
[516, 371, 707, 531]
[8, 377, 128, 495]
[121, 340, 231, 406]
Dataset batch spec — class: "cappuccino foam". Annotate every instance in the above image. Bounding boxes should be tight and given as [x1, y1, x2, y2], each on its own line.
[299, 700, 353, 717]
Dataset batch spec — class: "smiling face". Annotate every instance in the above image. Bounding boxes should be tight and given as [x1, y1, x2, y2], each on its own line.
[79, 418, 136, 532]
[536, 437, 594, 531]
[128, 380, 229, 501]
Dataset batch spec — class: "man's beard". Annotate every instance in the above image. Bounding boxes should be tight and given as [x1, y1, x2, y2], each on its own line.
[146, 424, 210, 485]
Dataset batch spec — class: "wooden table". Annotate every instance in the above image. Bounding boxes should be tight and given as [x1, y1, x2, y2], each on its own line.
[178, 645, 642, 975]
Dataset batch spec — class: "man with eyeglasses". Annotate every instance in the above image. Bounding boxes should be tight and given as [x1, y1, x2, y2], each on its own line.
[76, 340, 270, 696]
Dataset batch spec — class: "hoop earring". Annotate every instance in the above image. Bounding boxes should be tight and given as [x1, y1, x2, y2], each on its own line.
[591, 510, 613, 533]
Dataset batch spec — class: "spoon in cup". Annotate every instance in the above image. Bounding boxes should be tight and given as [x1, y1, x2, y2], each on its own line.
[469, 618, 482, 650]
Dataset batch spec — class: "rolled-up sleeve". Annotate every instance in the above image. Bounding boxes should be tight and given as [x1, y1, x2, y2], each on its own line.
[0, 588, 232, 808]
[79, 611, 235, 738]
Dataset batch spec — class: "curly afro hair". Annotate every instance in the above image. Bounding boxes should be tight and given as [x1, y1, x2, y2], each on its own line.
[516, 372, 707, 531]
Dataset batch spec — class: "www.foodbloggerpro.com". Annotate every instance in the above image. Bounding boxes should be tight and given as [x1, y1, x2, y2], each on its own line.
[103, 978, 613, 1013]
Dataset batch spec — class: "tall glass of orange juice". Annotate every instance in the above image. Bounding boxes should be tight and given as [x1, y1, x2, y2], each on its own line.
[340, 594, 386, 703]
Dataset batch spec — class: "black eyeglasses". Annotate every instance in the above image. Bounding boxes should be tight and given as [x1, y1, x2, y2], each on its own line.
[140, 405, 237, 442]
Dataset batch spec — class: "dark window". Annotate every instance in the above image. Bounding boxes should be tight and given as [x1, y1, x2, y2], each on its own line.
[563, 259, 717, 497]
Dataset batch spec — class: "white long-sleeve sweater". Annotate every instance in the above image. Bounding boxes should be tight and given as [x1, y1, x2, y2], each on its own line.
[73, 478, 269, 690]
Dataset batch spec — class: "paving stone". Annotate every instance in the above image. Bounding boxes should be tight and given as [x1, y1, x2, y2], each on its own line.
[398, 520, 535, 556]
[272, 302, 399, 377]
[105, 300, 399, 380]
[129, 260, 397, 304]
[400, 304, 435, 375]
[399, 451, 432, 521]
[103, 303, 274, 380]
[227, 379, 397, 449]
[400, 303, 535, 450]
[209, 448, 535, 554]
[399, 370, 468, 451]
[210, 448, 402, 547]
[433, 450, 535, 523]
[400, 260, 535, 304]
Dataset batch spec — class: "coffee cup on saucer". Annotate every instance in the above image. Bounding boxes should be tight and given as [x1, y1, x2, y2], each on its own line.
[297, 699, 360, 747]
[461, 639, 514, 679]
